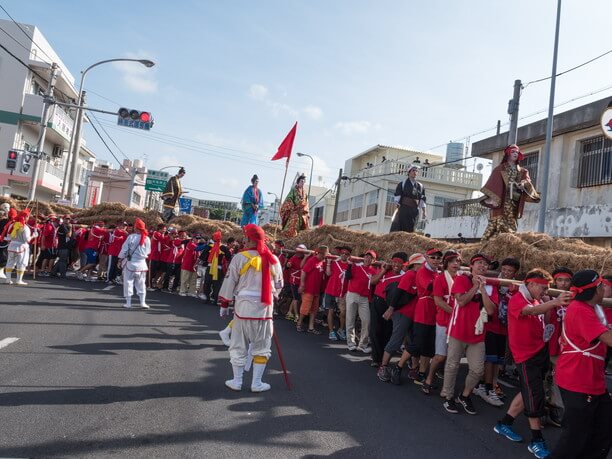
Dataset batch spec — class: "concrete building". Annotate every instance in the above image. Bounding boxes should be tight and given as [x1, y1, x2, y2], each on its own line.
[0, 19, 95, 202]
[336, 145, 483, 233]
[83, 159, 147, 209]
[425, 97, 612, 246]
[309, 185, 336, 227]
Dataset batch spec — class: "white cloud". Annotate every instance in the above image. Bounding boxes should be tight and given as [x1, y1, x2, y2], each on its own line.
[219, 177, 240, 188]
[269, 101, 299, 117]
[334, 121, 381, 135]
[303, 105, 323, 120]
[113, 51, 158, 94]
[249, 84, 269, 101]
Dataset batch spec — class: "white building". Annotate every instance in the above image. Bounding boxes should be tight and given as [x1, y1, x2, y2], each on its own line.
[309, 184, 336, 227]
[335, 145, 483, 233]
[0, 19, 95, 202]
[83, 159, 147, 210]
[425, 97, 612, 247]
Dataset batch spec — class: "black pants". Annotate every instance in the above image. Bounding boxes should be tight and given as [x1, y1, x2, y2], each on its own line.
[369, 296, 393, 364]
[0, 245, 7, 267]
[52, 249, 70, 278]
[517, 346, 549, 418]
[550, 389, 612, 459]
[390, 206, 419, 233]
[107, 255, 121, 282]
[203, 272, 222, 303]
[163, 263, 181, 291]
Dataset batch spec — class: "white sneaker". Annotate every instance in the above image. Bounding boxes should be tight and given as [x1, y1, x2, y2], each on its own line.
[198, 293, 207, 300]
[15, 281, 28, 286]
[123, 303, 132, 309]
[481, 390, 505, 407]
[358, 346, 372, 354]
[179, 292, 187, 297]
[348, 345, 357, 351]
[225, 379, 242, 391]
[251, 382, 271, 393]
[188, 293, 198, 298]
[147, 287, 156, 292]
[4, 279, 13, 285]
[472, 384, 487, 398]
[140, 303, 150, 309]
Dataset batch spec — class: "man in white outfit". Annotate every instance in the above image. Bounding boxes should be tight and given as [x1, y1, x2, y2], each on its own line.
[218, 224, 283, 392]
[119, 218, 151, 309]
[4, 209, 37, 286]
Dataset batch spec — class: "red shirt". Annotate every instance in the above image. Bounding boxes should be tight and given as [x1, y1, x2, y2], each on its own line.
[287, 255, 304, 286]
[347, 263, 376, 298]
[374, 270, 404, 300]
[302, 256, 326, 295]
[99, 231, 110, 255]
[449, 275, 498, 344]
[181, 241, 199, 271]
[508, 289, 545, 363]
[107, 229, 128, 257]
[41, 223, 58, 249]
[324, 259, 349, 297]
[555, 300, 608, 395]
[396, 269, 418, 318]
[414, 265, 438, 326]
[85, 226, 107, 251]
[150, 231, 165, 261]
[164, 239, 184, 264]
[76, 228, 89, 252]
[546, 305, 567, 356]
[432, 272, 454, 328]
[278, 253, 289, 284]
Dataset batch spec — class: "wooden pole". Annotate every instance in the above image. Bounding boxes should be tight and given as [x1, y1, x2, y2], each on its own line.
[32, 200, 39, 280]
[275, 157, 291, 240]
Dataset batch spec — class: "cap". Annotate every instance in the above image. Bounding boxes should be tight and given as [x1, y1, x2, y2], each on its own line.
[407, 253, 426, 266]
[296, 243, 307, 251]
[364, 250, 377, 259]
[426, 248, 443, 256]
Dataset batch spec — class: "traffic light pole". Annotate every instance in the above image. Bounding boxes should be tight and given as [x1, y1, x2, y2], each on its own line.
[28, 63, 59, 202]
[66, 90, 86, 204]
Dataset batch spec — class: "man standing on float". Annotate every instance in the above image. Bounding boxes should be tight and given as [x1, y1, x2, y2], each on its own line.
[390, 165, 427, 233]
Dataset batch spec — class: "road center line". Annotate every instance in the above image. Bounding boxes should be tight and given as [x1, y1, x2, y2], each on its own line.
[0, 337, 20, 349]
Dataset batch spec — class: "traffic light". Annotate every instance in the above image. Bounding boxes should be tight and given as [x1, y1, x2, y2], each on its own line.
[20, 152, 33, 175]
[6, 150, 18, 170]
[117, 107, 153, 130]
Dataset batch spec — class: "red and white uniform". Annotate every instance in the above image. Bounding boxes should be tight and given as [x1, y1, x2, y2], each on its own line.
[414, 264, 437, 326]
[395, 270, 418, 318]
[324, 259, 349, 298]
[107, 229, 128, 258]
[181, 241, 199, 272]
[119, 233, 151, 306]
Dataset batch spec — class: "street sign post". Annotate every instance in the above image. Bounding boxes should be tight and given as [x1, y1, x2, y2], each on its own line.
[179, 197, 192, 215]
[145, 169, 169, 192]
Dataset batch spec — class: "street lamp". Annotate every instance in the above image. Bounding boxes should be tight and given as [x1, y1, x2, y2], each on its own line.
[267, 191, 279, 224]
[65, 58, 156, 202]
[296, 152, 314, 201]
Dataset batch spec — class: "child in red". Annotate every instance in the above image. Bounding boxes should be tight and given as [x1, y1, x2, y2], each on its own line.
[297, 246, 328, 334]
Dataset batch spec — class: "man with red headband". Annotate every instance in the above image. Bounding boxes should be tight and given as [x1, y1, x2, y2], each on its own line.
[480, 144, 540, 241]
[4, 208, 36, 285]
[199, 230, 231, 304]
[0, 206, 17, 279]
[118, 218, 151, 309]
[218, 224, 283, 392]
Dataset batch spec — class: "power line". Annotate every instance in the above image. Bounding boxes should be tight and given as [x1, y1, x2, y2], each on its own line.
[88, 112, 130, 161]
[183, 187, 242, 200]
[524, 49, 612, 87]
[0, 22, 50, 64]
[0, 4, 56, 64]
[87, 117, 131, 176]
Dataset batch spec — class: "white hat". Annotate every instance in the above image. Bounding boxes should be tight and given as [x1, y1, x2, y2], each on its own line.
[0, 203, 10, 212]
[296, 244, 307, 250]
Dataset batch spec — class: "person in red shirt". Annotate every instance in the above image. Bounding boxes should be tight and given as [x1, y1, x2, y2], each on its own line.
[148, 224, 167, 289]
[370, 252, 407, 367]
[107, 221, 128, 284]
[345, 250, 378, 352]
[179, 235, 200, 297]
[378, 253, 424, 384]
[97, 226, 111, 281]
[550, 270, 612, 459]
[297, 246, 328, 334]
[162, 229, 185, 293]
[285, 244, 306, 321]
[77, 222, 107, 281]
[324, 246, 351, 341]
[442, 253, 497, 416]
[422, 250, 461, 395]
[493, 269, 571, 459]
[604, 275, 612, 370]
[40, 215, 59, 276]
[409, 248, 443, 385]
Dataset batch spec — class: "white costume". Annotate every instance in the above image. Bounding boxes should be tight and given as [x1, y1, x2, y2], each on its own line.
[4, 221, 36, 285]
[118, 233, 151, 308]
[218, 249, 283, 392]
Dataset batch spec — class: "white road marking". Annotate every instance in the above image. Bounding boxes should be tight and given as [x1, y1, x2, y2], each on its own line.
[0, 337, 20, 349]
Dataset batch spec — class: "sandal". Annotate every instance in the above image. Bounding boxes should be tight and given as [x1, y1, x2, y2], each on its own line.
[421, 382, 432, 395]
[307, 328, 322, 335]
[296, 324, 304, 332]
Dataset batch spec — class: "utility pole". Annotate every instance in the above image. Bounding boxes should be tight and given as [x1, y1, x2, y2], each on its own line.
[538, 0, 562, 233]
[127, 164, 137, 208]
[331, 168, 343, 224]
[507, 79, 522, 145]
[66, 90, 86, 204]
[28, 63, 59, 201]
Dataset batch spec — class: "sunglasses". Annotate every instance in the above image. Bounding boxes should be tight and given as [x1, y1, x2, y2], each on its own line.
[429, 255, 442, 260]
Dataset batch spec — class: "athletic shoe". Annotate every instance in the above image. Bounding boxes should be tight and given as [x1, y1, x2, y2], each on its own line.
[407, 368, 420, 380]
[413, 373, 426, 386]
[198, 293, 208, 301]
[140, 303, 150, 309]
[336, 329, 347, 340]
[456, 395, 477, 415]
[544, 413, 562, 428]
[15, 280, 28, 286]
[370, 360, 380, 367]
[435, 370, 444, 381]
[357, 346, 371, 354]
[421, 382, 433, 395]
[328, 331, 338, 341]
[528, 440, 551, 459]
[478, 389, 504, 407]
[390, 365, 402, 385]
[147, 287, 156, 292]
[377, 365, 391, 382]
[472, 383, 487, 398]
[348, 345, 357, 351]
[443, 398, 459, 414]
[179, 292, 187, 297]
[494, 423, 523, 442]
[123, 303, 132, 309]
[188, 293, 199, 298]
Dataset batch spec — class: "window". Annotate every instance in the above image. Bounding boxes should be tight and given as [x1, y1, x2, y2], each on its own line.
[577, 136, 612, 188]
[522, 151, 539, 186]
[351, 194, 363, 220]
[432, 196, 457, 219]
[313, 206, 324, 226]
[131, 191, 142, 206]
[366, 190, 379, 217]
[385, 189, 396, 216]
[336, 199, 349, 222]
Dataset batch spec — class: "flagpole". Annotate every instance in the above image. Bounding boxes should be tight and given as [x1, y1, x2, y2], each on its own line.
[270, 121, 297, 238]
[275, 158, 290, 239]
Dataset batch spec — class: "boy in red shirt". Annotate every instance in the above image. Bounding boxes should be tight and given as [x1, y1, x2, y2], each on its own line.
[297, 246, 328, 334]
[324, 246, 351, 341]
[550, 270, 612, 459]
[162, 229, 185, 293]
[77, 222, 107, 281]
[148, 223, 166, 289]
[285, 244, 306, 321]
[179, 235, 200, 297]
[442, 254, 497, 416]
[345, 250, 377, 353]
[107, 221, 128, 284]
[40, 215, 58, 276]
[493, 269, 571, 459]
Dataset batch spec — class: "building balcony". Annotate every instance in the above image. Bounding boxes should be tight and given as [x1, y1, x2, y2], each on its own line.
[442, 198, 488, 218]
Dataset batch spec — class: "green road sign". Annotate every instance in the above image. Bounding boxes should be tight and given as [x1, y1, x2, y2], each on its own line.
[145, 178, 167, 192]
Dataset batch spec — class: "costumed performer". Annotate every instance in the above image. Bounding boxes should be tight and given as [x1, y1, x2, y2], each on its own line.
[390, 164, 427, 233]
[4, 208, 37, 285]
[240, 174, 264, 226]
[119, 218, 151, 309]
[280, 174, 309, 238]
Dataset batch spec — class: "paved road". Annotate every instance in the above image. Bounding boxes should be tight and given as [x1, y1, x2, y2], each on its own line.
[0, 276, 568, 458]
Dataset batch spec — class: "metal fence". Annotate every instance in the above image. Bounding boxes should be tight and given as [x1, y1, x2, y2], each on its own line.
[443, 198, 487, 218]
[577, 136, 612, 188]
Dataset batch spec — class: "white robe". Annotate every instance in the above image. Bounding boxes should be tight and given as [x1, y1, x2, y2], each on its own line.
[119, 234, 151, 304]
[6, 223, 32, 270]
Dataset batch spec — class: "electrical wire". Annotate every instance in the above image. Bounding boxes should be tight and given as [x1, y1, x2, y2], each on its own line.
[0, 3, 56, 64]
[524, 49, 612, 87]
[88, 112, 130, 161]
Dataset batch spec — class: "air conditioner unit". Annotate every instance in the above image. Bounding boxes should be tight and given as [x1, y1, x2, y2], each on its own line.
[51, 145, 63, 158]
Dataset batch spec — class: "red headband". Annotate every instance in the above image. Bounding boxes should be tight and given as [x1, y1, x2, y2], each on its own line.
[391, 257, 405, 263]
[471, 256, 488, 265]
[526, 277, 550, 286]
[553, 272, 572, 279]
[603, 278, 612, 287]
[570, 277, 602, 295]
[426, 248, 441, 256]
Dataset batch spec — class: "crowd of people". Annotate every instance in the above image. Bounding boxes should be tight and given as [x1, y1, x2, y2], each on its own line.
[1, 200, 611, 459]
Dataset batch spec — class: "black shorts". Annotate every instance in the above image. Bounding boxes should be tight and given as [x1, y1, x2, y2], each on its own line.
[408, 322, 436, 358]
[290, 284, 300, 301]
[516, 345, 550, 418]
[41, 248, 57, 260]
[485, 331, 507, 364]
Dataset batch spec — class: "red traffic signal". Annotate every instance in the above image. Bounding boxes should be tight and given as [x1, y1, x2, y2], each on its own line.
[117, 107, 153, 130]
[6, 150, 18, 170]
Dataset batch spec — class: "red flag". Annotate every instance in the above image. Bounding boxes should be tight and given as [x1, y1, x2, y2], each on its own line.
[271, 122, 297, 161]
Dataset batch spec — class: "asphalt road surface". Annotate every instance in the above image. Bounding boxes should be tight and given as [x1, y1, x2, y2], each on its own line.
[0, 275, 576, 458]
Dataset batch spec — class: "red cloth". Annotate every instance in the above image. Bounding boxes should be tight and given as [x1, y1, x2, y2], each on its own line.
[0, 208, 18, 242]
[347, 264, 376, 298]
[432, 273, 453, 328]
[160, 235, 173, 263]
[181, 241, 199, 271]
[271, 121, 297, 162]
[107, 229, 128, 257]
[134, 218, 147, 246]
[242, 224, 278, 305]
[41, 223, 58, 249]
[373, 270, 404, 300]
[301, 256, 326, 295]
[546, 305, 566, 356]
[555, 300, 608, 395]
[324, 260, 349, 297]
[414, 265, 438, 326]
[396, 270, 418, 318]
[150, 231, 164, 261]
[449, 274, 498, 344]
[287, 255, 303, 286]
[207, 230, 222, 263]
[164, 239, 184, 264]
[76, 228, 89, 252]
[508, 290, 545, 363]
[85, 226, 107, 251]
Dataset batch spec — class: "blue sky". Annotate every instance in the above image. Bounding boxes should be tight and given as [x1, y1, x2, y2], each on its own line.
[4, 0, 612, 203]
